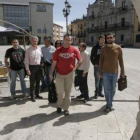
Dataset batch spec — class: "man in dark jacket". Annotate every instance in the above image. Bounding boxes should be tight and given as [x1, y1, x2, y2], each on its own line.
[90, 35, 105, 99]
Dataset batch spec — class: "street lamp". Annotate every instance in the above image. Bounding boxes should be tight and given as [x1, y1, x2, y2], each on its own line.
[62, 0, 71, 34]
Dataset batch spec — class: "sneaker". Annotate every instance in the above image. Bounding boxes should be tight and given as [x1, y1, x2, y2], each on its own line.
[104, 107, 112, 113]
[76, 94, 84, 99]
[31, 97, 36, 102]
[98, 93, 104, 97]
[36, 95, 43, 99]
[10, 95, 15, 100]
[57, 108, 62, 114]
[64, 110, 69, 116]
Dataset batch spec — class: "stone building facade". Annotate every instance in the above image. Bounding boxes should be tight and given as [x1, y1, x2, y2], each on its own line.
[87, 0, 134, 46]
[53, 23, 63, 43]
[71, 16, 87, 45]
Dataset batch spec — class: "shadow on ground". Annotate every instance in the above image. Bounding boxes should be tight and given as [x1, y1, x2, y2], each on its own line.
[0, 105, 107, 135]
[0, 112, 60, 135]
[53, 105, 107, 126]
[0, 97, 30, 107]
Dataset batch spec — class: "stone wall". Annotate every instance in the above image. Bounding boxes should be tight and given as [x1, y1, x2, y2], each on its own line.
[130, 0, 140, 139]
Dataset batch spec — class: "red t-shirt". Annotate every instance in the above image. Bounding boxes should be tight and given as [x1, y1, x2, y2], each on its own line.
[53, 46, 81, 75]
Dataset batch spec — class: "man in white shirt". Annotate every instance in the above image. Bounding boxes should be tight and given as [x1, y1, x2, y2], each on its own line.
[25, 36, 43, 102]
[76, 43, 90, 101]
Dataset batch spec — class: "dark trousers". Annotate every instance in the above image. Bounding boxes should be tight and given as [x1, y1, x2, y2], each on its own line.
[77, 70, 89, 99]
[94, 66, 103, 95]
[29, 65, 41, 98]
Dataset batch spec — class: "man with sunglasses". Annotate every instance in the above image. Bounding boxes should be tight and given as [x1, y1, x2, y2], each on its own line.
[99, 32, 125, 112]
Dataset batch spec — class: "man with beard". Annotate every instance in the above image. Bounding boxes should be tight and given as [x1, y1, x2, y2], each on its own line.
[50, 34, 82, 116]
[99, 32, 125, 112]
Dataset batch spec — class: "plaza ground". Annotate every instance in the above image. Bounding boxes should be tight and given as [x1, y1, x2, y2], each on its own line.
[0, 45, 140, 140]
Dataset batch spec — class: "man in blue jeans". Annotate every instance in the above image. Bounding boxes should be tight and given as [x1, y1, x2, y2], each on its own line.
[99, 32, 125, 112]
[90, 35, 105, 99]
[4, 39, 28, 100]
[41, 38, 56, 91]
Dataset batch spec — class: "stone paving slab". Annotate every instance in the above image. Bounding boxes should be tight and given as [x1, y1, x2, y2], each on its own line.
[0, 46, 140, 140]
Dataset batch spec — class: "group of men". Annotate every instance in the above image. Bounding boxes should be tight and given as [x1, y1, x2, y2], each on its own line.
[4, 32, 125, 116]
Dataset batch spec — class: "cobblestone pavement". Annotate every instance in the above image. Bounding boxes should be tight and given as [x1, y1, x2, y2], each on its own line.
[0, 45, 140, 140]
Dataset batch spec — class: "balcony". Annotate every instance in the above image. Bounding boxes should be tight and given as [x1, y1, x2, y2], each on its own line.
[88, 15, 95, 20]
[118, 6, 128, 13]
[87, 22, 131, 33]
[76, 33, 86, 37]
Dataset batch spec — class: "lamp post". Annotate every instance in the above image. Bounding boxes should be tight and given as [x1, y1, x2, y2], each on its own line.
[62, 0, 71, 34]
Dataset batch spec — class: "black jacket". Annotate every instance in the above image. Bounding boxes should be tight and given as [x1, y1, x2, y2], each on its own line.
[90, 43, 102, 66]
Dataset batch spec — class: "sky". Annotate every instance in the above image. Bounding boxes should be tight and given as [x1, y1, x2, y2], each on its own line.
[44, 0, 96, 31]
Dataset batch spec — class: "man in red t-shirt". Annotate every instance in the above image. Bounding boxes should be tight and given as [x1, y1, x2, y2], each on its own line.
[50, 34, 82, 116]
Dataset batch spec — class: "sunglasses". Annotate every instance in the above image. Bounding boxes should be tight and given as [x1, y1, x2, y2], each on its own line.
[106, 37, 113, 39]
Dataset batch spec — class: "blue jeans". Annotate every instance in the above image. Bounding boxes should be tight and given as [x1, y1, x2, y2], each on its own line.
[94, 66, 103, 95]
[10, 69, 27, 95]
[103, 73, 118, 108]
[41, 66, 51, 89]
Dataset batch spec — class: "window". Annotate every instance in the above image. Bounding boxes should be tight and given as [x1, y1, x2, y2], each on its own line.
[43, 28, 47, 33]
[138, 22, 140, 31]
[121, 18, 125, 27]
[105, 21, 108, 29]
[92, 11, 94, 18]
[121, 35, 124, 41]
[136, 34, 140, 43]
[3, 5, 29, 30]
[37, 5, 46, 12]
[122, 2, 125, 9]
[38, 29, 42, 33]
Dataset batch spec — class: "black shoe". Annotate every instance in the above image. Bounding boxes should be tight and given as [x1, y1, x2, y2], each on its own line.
[76, 94, 84, 99]
[64, 110, 69, 116]
[94, 94, 98, 99]
[84, 97, 90, 101]
[31, 98, 36, 102]
[36, 95, 43, 99]
[57, 108, 62, 114]
[98, 93, 104, 97]
[104, 107, 112, 113]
